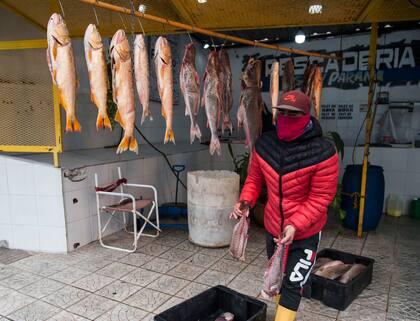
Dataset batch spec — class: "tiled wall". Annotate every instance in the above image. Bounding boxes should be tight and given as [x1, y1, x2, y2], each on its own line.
[0, 156, 66, 252]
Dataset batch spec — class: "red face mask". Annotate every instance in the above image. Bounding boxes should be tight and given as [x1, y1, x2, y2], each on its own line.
[276, 113, 311, 141]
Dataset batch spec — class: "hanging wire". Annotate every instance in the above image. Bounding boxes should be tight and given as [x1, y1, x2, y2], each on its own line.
[92, 3, 100, 27]
[210, 36, 216, 50]
[128, 0, 136, 39]
[186, 30, 193, 43]
[57, 0, 66, 18]
[135, 1, 146, 36]
[119, 12, 127, 30]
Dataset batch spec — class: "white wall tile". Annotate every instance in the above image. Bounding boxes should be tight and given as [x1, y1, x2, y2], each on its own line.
[9, 195, 38, 226]
[6, 159, 36, 195]
[36, 196, 66, 227]
[62, 168, 89, 192]
[0, 224, 12, 245]
[34, 165, 62, 196]
[403, 172, 420, 197]
[66, 218, 92, 251]
[0, 195, 11, 225]
[39, 226, 67, 253]
[11, 225, 40, 251]
[383, 170, 406, 196]
[406, 149, 420, 173]
[90, 214, 99, 241]
[63, 190, 90, 223]
[0, 157, 8, 194]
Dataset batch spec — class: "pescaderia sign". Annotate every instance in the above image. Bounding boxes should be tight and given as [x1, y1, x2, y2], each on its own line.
[242, 39, 420, 91]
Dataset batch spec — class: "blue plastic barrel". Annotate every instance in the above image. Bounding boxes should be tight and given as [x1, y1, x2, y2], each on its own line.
[341, 165, 385, 231]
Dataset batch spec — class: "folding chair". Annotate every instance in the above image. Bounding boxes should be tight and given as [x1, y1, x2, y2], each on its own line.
[94, 167, 161, 253]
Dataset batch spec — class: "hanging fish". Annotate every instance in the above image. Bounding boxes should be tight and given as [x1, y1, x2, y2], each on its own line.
[109, 29, 138, 154]
[237, 58, 263, 151]
[203, 51, 222, 155]
[154, 36, 175, 144]
[134, 34, 151, 124]
[180, 42, 201, 144]
[312, 66, 323, 119]
[84, 24, 110, 130]
[219, 49, 234, 134]
[47, 13, 80, 132]
[282, 58, 295, 93]
[261, 244, 285, 299]
[302, 63, 316, 97]
[269, 61, 279, 124]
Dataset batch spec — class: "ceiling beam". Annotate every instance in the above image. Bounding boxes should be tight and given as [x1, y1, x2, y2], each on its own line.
[0, 0, 46, 31]
[169, 0, 196, 26]
[356, 0, 385, 23]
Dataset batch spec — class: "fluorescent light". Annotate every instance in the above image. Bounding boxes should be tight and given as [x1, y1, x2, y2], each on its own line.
[308, 4, 323, 14]
[198, 0, 207, 3]
[356, 28, 361, 31]
[138, 4, 146, 13]
[295, 31, 305, 44]
[203, 43, 210, 49]
[384, 24, 392, 28]
[312, 32, 318, 36]
[326, 31, 331, 34]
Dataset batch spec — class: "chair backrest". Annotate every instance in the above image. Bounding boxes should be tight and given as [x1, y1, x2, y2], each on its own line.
[94, 167, 127, 193]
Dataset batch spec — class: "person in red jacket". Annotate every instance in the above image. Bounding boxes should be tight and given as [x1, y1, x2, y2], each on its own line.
[232, 90, 339, 321]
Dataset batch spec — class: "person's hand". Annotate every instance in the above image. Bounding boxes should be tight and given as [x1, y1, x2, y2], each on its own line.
[274, 225, 296, 246]
[230, 201, 250, 219]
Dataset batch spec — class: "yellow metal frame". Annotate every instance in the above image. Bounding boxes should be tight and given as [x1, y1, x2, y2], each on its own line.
[0, 39, 62, 167]
[357, 22, 378, 238]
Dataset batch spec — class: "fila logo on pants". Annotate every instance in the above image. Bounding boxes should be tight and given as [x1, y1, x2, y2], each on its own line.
[289, 249, 314, 286]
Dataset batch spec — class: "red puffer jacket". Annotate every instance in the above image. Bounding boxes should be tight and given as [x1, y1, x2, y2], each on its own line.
[240, 118, 339, 240]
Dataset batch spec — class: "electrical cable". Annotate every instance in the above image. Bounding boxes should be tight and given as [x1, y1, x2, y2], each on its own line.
[134, 125, 187, 190]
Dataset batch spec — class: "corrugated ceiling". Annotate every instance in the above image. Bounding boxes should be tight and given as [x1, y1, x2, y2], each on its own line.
[0, 0, 419, 38]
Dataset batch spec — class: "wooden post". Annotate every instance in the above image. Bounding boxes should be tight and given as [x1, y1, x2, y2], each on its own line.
[357, 22, 378, 238]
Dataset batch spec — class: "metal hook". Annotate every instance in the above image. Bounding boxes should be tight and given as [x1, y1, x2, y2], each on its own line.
[187, 30, 193, 43]
[210, 36, 216, 50]
[57, 0, 65, 18]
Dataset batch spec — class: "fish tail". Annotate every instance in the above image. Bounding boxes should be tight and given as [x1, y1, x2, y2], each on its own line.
[116, 135, 129, 154]
[103, 114, 112, 130]
[96, 113, 112, 131]
[66, 115, 81, 132]
[209, 136, 221, 156]
[164, 128, 175, 144]
[190, 124, 202, 144]
[129, 136, 139, 154]
[222, 114, 233, 134]
[141, 109, 152, 125]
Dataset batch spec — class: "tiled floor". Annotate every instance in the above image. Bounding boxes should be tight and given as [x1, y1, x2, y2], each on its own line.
[0, 215, 419, 321]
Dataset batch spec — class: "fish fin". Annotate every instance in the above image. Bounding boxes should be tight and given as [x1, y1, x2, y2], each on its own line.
[72, 117, 81, 132]
[141, 109, 152, 125]
[90, 92, 97, 106]
[65, 116, 73, 132]
[115, 110, 124, 127]
[52, 43, 58, 60]
[222, 115, 233, 135]
[103, 114, 112, 130]
[164, 128, 175, 144]
[87, 49, 92, 62]
[209, 136, 221, 156]
[129, 136, 139, 154]
[116, 135, 129, 154]
[161, 107, 166, 119]
[96, 113, 111, 130]
[190, 124, 202, 144]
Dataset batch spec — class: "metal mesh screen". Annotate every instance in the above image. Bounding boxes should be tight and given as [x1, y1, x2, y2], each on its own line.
[0, 47, 56, 147]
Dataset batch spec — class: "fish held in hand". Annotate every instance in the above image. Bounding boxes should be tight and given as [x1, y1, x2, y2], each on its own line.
[180, 42, 201, 144]
[229, 209, 250, 261]
[269, 61, 279, 124]
[110, 29, 138, 154]
[215, 312, 235, 321]
[47, 13, 80, 132]
[261, 244, 285, 299]
[219, 49, 234, 134]
[237, 58, 263, 151]
[134, 34, 151, 124]
[203, 51, 222, 155]
[154, 36, 175, 144]
[84, 24, 110, 130]
[338, 263, 366, 284]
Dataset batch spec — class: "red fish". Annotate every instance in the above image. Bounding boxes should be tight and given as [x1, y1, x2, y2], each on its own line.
[229, 208, 250, 261]
[219, 49, 233, 134]
[261, 244, 285, 298]
[215, 312, 235, 321]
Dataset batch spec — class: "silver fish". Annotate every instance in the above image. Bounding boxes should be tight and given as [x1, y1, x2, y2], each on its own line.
[229, 209, 250, 261]
[261, 244, 285, 298]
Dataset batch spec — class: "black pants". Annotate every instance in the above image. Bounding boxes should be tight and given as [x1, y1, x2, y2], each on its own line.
[266, 232, 320, 311]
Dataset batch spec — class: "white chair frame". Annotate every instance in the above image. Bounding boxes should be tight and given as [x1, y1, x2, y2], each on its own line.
[94, 167, 161, 253]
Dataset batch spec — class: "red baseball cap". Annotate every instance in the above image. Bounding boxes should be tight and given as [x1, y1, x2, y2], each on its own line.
[274, 90, 311, 114]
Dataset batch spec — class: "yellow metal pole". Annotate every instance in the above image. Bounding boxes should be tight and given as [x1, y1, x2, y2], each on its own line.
[77, 0, 338, 60]
[357, 22, 378, 238]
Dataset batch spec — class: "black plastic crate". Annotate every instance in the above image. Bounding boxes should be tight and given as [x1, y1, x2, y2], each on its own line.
[303, 248, 374, 311]
[154, 285, 267, 321]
